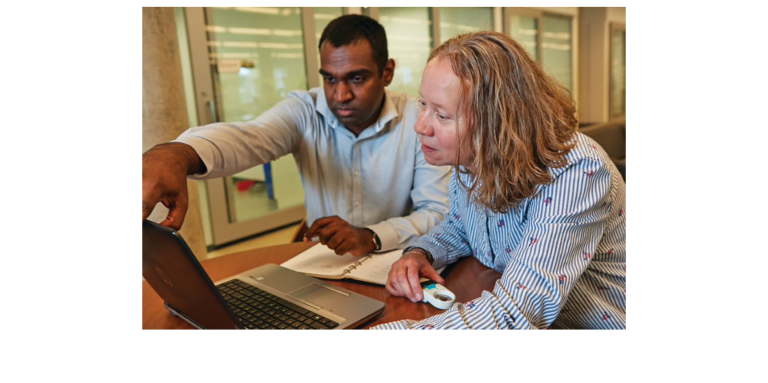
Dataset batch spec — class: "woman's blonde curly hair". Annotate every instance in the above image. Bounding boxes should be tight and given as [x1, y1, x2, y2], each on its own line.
[430, 31, 578, 213]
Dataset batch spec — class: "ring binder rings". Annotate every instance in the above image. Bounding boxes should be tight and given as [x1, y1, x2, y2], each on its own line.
[281, 244, 405, 285]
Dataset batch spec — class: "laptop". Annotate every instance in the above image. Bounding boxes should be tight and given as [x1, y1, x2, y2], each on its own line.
[142, 220, 385, 329]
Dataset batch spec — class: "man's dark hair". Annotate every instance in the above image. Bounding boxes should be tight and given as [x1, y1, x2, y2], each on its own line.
[318, 14, 389, 76]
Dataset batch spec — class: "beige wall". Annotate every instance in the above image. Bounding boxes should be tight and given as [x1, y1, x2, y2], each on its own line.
[578, 7, 625, 124]
[142, 7, 208, 260]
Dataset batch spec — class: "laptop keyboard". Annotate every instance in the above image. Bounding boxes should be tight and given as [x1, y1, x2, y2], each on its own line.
[218, 279, 339, 330]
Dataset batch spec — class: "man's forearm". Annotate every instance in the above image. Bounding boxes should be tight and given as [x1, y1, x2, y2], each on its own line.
[145, 142, 206, 175]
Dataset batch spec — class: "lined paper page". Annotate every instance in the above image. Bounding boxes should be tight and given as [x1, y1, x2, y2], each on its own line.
[281, 244, 360, 278]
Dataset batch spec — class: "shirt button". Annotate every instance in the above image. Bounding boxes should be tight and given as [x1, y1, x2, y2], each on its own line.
[355, 201, 360, 207]
[354, 170, 360, 176]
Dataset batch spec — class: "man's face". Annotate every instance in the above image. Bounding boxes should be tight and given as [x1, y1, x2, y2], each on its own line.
[319, 40, 394, 135]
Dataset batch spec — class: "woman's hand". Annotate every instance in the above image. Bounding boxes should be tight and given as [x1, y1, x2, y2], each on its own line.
[385, 250, 444, 302]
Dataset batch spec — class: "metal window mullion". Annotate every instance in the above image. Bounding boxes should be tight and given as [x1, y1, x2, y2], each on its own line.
[430, 7, 440, 49]
[184, 7, 231, 244]
[366, 7, 379, 20]
[184, 7, 214, 127]
[536, 14, 543, 63]
[494, 7, 503, 33]
[345, 7, 363, 15]
[571, 15, 579, 106]
[302, 7, 319, 89]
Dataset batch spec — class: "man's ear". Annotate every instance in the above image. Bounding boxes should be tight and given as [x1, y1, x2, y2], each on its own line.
[382, 58, 395, 86]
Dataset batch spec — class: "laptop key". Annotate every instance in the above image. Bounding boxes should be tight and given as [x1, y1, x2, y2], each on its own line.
[218, 280, 337, 329]
[310, 322, 329, 330]
[275, 299, 310, 315]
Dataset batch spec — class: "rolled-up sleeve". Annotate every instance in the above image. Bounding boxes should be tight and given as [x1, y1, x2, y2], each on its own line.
[173, 96, 309, 179]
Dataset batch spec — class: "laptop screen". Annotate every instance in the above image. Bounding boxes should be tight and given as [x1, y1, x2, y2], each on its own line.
[143, 221, 241, 329]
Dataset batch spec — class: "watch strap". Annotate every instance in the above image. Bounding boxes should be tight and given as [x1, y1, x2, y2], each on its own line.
[365, 228, 382, 252]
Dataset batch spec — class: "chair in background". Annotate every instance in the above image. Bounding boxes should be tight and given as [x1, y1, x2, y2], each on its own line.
[579, 118, 626, 180]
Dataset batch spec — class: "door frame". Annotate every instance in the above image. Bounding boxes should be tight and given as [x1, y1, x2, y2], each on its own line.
[184, 7, 306, 246]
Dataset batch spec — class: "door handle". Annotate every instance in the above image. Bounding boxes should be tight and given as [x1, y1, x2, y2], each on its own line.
[206, 99, 217, 123]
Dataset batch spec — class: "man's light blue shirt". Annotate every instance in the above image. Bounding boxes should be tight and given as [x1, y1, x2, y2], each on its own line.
[174, 88, 450, 251]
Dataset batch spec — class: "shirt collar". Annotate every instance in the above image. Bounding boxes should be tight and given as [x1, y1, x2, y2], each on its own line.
[314, 87, 399, 134]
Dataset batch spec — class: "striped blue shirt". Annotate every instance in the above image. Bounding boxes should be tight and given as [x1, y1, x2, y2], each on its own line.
[373, 133, 626, 329]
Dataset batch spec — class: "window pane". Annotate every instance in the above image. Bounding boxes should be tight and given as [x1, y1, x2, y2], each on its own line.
[378, 7, 432, 98]
[314, 8, 344, 86]
[314, 8, 343, 39]
[610, 26, 626, 118]
[508, 14, 538, 61]
[206, 7, 306, 223]
[439, 7, 493, 43]
[208, 7, 307, 121]
[542, 14, 573, 93]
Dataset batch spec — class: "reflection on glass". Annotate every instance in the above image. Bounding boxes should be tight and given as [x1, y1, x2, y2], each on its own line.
[314, 8, 344, 86]
[378, 7, 432, 99]
[206, 7, 306, 223]
[508, 14, 538, 61]
[542, 14, 573, 93]
[439, 7, 493, 44]
[610, 26, 626, 118]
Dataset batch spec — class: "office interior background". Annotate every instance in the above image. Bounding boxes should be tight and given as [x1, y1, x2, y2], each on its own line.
[142, 6, 626, 260]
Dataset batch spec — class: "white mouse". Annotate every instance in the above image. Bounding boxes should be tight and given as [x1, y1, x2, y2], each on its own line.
[420, 279, 456, 310]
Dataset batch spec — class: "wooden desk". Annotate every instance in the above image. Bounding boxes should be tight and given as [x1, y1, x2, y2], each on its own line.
[143, 242, 502, 329]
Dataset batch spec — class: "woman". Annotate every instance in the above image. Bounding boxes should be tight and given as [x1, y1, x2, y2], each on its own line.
[376, 31, 626, 329]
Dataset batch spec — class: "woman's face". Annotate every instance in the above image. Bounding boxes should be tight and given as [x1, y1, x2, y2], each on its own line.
[414, 56, 471, 167]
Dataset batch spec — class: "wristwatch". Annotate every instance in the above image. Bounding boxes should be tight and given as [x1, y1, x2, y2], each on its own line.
[366, 229, 382, 252]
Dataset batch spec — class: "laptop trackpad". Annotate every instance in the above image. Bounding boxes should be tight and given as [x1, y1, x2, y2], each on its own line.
[289, 283, 347, 308]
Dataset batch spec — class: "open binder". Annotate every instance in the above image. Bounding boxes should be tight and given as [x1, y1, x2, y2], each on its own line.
[280, 243, 406, 285]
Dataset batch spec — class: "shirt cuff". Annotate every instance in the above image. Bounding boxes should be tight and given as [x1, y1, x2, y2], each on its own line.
[171, 137, 215, 179]
[365, 221, 399, 252]
[409, 239, 449, 269]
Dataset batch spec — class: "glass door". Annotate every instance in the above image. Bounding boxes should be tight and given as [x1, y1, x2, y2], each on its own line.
[505, 9, 575, 96]
[506, 8, 542, 62]
[377, 7, 434, 99]
[438, 7, 494, 44]
[542, 13, 573, 93]
[184, 7, 341, 246]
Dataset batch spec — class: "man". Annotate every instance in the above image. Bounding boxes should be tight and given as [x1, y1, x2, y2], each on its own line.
[142, 14, 449, 256]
